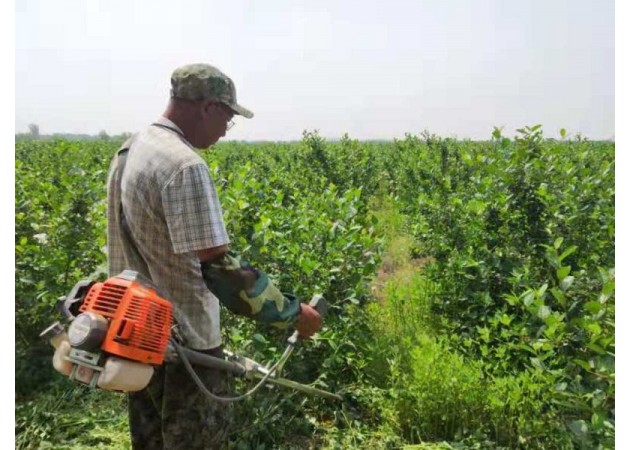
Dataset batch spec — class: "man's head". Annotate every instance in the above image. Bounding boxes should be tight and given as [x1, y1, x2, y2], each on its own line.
[165, 63, 253, 148]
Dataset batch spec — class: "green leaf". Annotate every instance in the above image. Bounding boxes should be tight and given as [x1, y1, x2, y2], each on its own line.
[477, 326, 491, 342]
[591, 412, 605, 430]
[599, 292, 612, 304]
[537, 283, 548, 297]
[602, 278, 614, 296]
[550, 287, 567, 307]
[559, 276, 575, 292]
[516, 343, 537, 355]
[558, 245, 578, 262]
[584, 301, 602, 315]
[556, 266, 571, 281]
[499, 313, 512, 325]
[597, 336, 614, 350]
[560, 128, 567, 138]
[568, 420, 589, 438]
[504, 293, 519, 306]
[587, 342, 606, 355]
[586, 321, 602, 336]
[573, 359, 593, 370]
[522, 290, 535, 307]
[537, 305, 551, 320]
[467, 199, 487, 214]
[252, 334, 268, 345]
[530, 357, 545, 370]
[553, 237, 564, 249]
[544, 312, 561, 328]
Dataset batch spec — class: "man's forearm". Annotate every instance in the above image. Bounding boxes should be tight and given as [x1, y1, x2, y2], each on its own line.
[200, 251, 301, 328]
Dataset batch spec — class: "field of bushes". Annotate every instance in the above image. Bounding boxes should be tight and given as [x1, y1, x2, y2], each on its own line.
[15, 126, 614, 449]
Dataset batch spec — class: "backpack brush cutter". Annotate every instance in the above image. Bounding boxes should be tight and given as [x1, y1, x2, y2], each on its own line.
[39, 270, 342, 402]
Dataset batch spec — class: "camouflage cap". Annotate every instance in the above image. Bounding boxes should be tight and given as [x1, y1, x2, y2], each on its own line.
[170, 63, 253, 118]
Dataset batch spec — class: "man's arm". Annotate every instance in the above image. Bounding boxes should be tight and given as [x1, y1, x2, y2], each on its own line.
[197, 246, 322, 338]
[159, 162, 321, 335]
[197, 245, 230, 263]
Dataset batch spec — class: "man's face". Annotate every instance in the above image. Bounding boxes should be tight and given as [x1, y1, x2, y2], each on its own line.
[200, 101, 235, 147]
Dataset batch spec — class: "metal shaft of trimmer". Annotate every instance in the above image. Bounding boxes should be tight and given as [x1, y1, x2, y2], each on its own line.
[169, 294, 342, 401]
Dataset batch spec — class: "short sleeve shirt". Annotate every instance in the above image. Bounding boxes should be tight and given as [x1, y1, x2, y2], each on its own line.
[106, 117, 230, 349]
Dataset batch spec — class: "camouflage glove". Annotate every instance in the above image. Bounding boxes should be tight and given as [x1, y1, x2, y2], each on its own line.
[200, 251, 301, 328]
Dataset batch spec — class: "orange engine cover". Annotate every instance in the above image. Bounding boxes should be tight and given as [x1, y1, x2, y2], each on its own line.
[79, 271, 173, 365]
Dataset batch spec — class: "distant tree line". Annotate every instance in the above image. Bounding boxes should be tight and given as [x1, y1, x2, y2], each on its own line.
[16, 123, 132, 142]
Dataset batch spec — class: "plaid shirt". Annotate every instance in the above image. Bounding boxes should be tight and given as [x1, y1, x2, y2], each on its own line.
[107, 117, 230, 349]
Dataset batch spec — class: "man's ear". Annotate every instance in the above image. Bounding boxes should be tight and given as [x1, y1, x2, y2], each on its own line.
[202, 100, 218, 116]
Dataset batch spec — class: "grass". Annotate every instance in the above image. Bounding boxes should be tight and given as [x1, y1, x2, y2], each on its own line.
[16, 383, 130, 450]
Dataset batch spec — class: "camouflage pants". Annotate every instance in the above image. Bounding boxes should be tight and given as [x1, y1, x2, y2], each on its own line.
[128, 346, 233, 450]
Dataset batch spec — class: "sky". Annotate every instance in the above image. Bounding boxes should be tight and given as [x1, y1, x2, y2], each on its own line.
[14, 0, 614, 141]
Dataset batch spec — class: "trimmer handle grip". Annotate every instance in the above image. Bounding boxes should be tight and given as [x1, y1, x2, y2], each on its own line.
[309, 294, 327, 317]
[288, 294, 326, 345]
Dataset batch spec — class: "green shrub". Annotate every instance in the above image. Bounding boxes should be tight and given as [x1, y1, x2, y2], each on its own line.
[15, 129, 614, 449]
[395, 336, 489, 442]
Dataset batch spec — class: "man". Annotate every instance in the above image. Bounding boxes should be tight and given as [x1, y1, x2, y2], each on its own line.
[106, 63, 322, 449]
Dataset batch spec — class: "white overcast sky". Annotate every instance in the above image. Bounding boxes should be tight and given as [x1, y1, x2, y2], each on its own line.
[15, 0, 614, 141]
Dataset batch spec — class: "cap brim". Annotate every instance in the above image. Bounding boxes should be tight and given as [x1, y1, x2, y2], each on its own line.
[228, 103, 254, 119]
